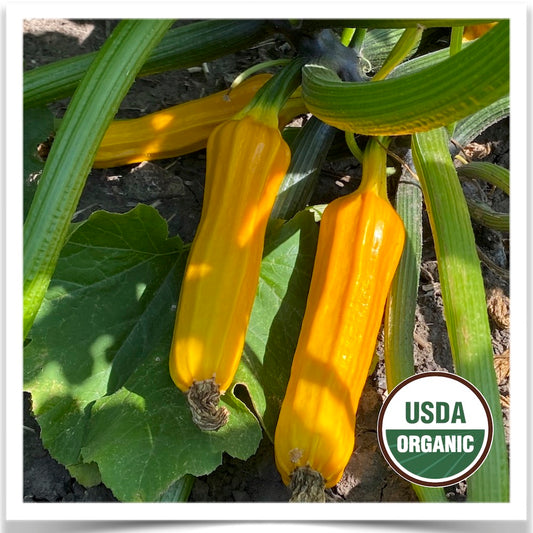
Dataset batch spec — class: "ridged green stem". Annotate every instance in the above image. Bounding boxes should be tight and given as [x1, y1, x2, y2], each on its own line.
[383, 151, 448, 503]
[302, 21, 508, 136]
[452, 96, 509, 151]
[456, 162, 509, 195]
[24, 20, 173, 338]
[24, 20, 271, 107]
[457, 162, 509, 231]
[372, 27, 424, 81]
[412, 127, 509, 502]
[360, 137, 390, 198]
[465, 200, 509, 232]
[236, 58, 305, 128]
[384, 152, 422, 388]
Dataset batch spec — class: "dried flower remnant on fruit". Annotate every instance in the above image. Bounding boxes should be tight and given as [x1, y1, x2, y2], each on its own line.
[289, 466, 326, 503]
[187, 378, 229, 432]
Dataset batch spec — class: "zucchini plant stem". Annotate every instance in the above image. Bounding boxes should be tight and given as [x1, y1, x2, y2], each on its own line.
[359, 136, 390, 198]
[236, 57, 305, 128]
[412, 127, 509, 502]
[24, 20, 272, 107]
[23, 20, 173, 338]
[372, 26, 424, 82]
[383, 149, 448, 502]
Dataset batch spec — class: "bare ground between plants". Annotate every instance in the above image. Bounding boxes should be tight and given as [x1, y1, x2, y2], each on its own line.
[23, 19, 510, 503]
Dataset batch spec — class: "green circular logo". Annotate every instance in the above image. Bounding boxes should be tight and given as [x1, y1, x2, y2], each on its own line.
[377, 372, 493, 487]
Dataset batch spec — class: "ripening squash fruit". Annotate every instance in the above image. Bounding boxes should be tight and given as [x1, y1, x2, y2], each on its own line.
[93, 74, 305, 169]
[274, 137, 405, 501]
[462, 22, 498, 42]
[168, 113, 291, 430]
[168, 59, 302, 431]
[93, 74, 270, 168]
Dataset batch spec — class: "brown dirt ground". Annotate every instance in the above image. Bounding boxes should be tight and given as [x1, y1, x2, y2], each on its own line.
[23, 19, 510, 503]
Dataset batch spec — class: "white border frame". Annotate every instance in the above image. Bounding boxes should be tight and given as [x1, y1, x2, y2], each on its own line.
[4, 0, 529, 524]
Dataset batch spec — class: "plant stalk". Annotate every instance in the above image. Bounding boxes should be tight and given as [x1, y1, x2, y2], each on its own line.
[412, 127, 509, 502]
[24, 20, 173, 338]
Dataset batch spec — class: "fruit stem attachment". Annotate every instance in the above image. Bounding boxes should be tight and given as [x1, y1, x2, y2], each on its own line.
[289, 466, 326, 502]
[186, 378, 229, 431]
[359, 136, 391, 198]
[233, 57, 305, 128]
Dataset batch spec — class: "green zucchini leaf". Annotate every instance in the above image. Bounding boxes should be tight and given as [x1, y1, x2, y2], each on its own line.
[237, 211, 319, 439]
[24, 205, 318, 501]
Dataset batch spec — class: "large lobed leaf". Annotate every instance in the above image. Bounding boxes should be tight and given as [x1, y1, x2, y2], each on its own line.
[237, 212, 319, 439]
[24, 205, 318, 501]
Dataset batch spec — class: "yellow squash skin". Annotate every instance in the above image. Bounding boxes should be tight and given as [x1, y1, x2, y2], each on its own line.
[93, 74, 272, 168]
[169, 115, 291, 397]
[274, 139, 405, 490]
[462, 23, 498, 42]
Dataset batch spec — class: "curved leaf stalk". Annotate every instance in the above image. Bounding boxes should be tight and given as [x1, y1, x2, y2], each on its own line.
[23, 20, 173, 338]
[302, 21, 509, 136]
[372, 27, 424, 81]
[412, 127, 509, 502]
[456, 162, 509, 195]
[465, 200, 509, 232]
[452, 96, 509, 151]
[24, 20, 271, 107]
[344, 131, 364, 163]
[383, 151, 447, 502]
[456, 162, 509, 232]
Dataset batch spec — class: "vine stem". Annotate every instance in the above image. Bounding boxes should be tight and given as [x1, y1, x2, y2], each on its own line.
[23, 20, 173, 338]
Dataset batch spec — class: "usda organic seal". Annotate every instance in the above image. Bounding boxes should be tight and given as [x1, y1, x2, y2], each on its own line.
[377, 372, 493, 487]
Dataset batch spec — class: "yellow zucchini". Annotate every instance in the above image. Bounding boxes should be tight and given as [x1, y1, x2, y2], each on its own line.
[274, 137, 405, 500]
[463, 23, 498, 42]
[93, 74, 305, 168]
[169, 114, 291, 430]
